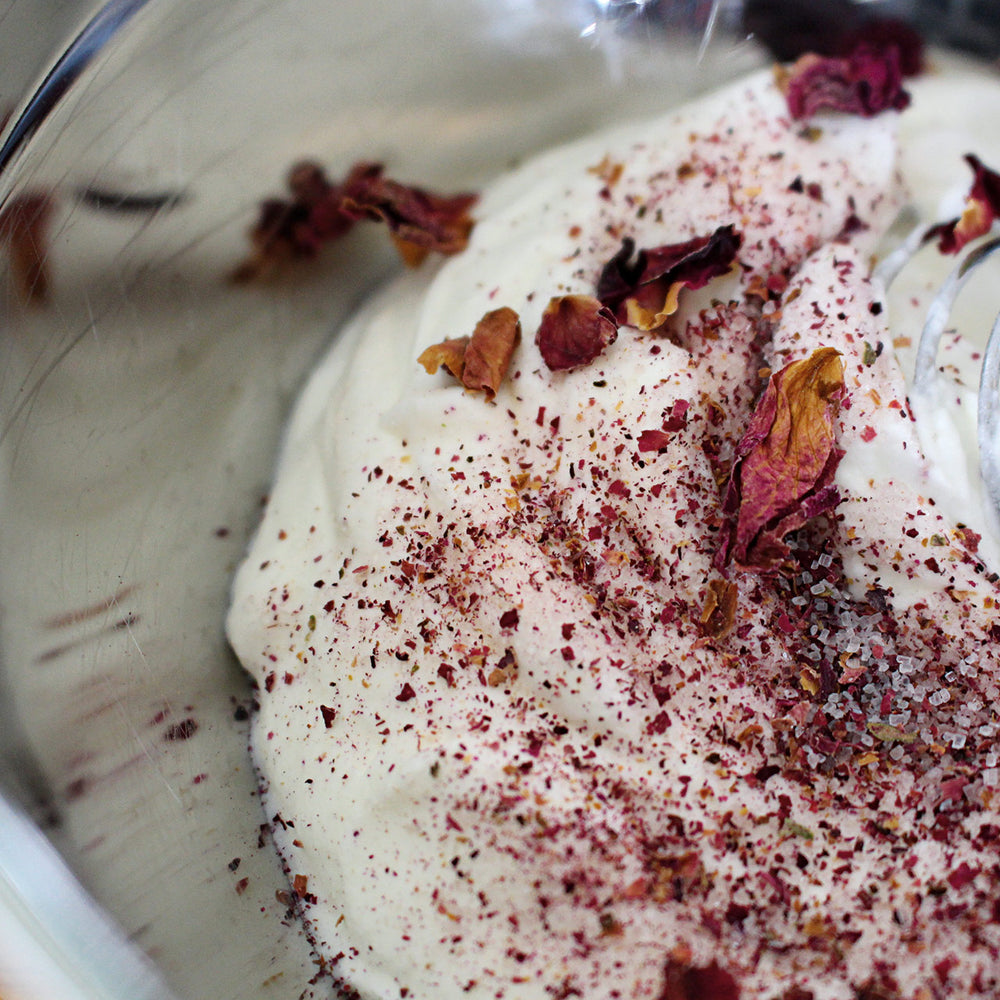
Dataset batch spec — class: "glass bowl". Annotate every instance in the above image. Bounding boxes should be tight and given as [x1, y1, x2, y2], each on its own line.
[0, 2, 995, 998]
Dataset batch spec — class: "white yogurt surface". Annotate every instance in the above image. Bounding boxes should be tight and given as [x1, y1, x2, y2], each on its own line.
[229, 56, 1000, 1000]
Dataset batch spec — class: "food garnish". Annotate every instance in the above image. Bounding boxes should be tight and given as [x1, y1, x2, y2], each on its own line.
[418, 306, 520, 400]
[715, 348, 846, 573]
[535, 294, 619, 371]
[596, 225, 742, 331]
[233, 160, 477, 281]
[699, 578, 738, 638]
[778, 43, 911, 119]
[925, 154, 1000, 254]
[339, 162, 477, 265]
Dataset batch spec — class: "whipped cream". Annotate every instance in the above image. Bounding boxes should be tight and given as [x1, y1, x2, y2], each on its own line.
[228, 58, 1000, 999]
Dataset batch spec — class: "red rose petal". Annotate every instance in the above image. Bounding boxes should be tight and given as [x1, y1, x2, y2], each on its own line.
[925, 154, 1000, 254]
[597, 225, 742, 330]
[535, 294, 619, 371]
[659, 955, 741, 1000]
[780, 43, 910, 120]
[947, 861, 979, 891]
[715, 348, 846, 573]
[234, 160, 477, 280]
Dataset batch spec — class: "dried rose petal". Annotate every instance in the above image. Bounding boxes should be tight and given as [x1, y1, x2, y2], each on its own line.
[947, 861, 979, 890]
[340, 163, 477, 263]
[853, 977, 903, 1000]
[233, 160, 477, 281]
[596, 238, 643, 308]
[287, 161, 338, 209]
[925, 154, 1000, 254]
[487, 647, 518, 687]
[418, 307, 520, 401]
[779, 43, 910, 120]
[417, 336, 470, 378]
[597, 226, 741, 331]
[461, 307, 521, 399]
[535, 294, 619, 371]
[659, 955, 741, 1000]
[391, 234, 432, 268]
[700, 579, 738, 638]
[296, 160, 372, 245]
[0, 192, 54, 303]
[662, 399, 690, 432]
[715, 347, 846, 573]
[955, 526, 982, 554]
[231, 162, 349, 282]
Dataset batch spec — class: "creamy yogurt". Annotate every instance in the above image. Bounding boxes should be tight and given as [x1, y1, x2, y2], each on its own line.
[228, 57, 1000, 1000]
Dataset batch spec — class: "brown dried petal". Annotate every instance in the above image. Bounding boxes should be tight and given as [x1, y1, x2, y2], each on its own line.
[487, 647, 518, 687]
[234, 160, 477, 281]
[418, 307, 520, 401]
[391, 234, 431, 268]
[699, 579, 738, 637]
[417, 337, 470, 378]
[230, 162, 347, 282]
[340, 163, 477, 262]
[535, 294, 619, 371]
[587, 155, 625, 188]
[623, 280, 688, 331]
[461, 307, 521, 400]
[287, 161, 337, 207]
[303, 160, 377, 243]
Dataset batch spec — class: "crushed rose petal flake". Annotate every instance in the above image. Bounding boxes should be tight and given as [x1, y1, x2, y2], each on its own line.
[699, 579, 739, 637]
